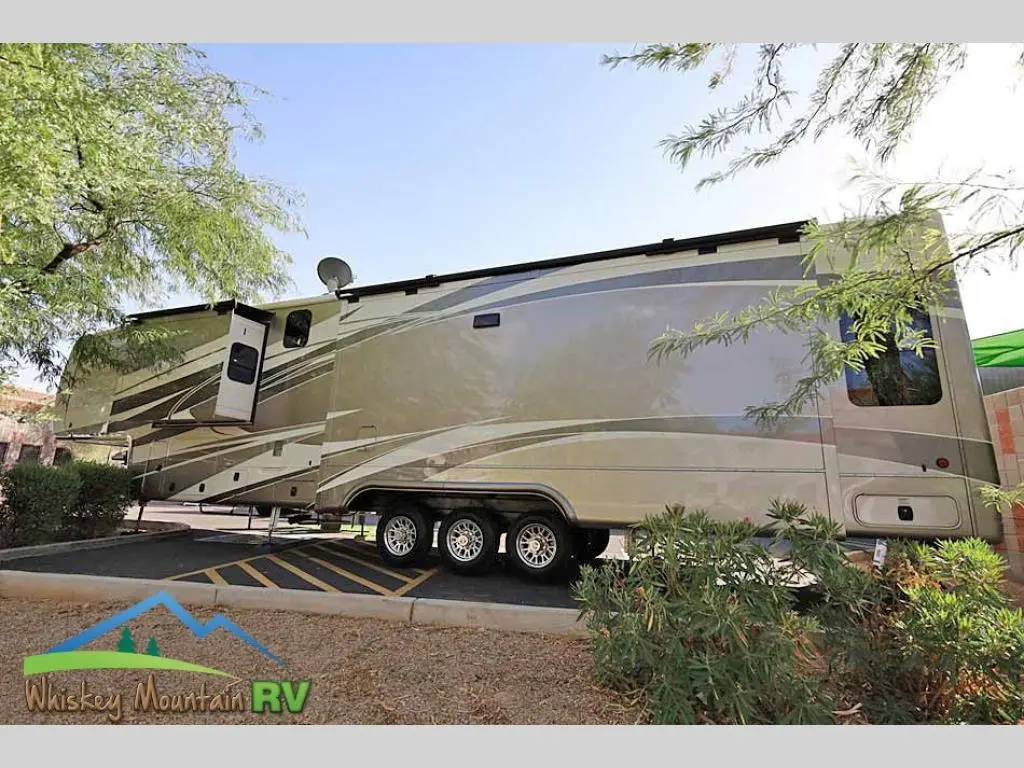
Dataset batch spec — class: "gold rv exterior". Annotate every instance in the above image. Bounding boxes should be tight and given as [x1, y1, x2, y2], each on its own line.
[54, 218, 1003, 576]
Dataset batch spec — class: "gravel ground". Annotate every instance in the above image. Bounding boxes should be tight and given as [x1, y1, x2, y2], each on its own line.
[0, 595, 641, 725]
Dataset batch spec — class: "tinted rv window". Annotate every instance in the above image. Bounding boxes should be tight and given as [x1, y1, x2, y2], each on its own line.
[839, 308, 943, 407]
[226, 342, 260, 385]
[283, 309, 312, 348]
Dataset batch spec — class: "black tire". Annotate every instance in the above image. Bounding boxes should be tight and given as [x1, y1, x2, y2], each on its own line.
[438, 509, 499, 576]
[506, 514, 573, 581]
[573, 528, 611, 565]
[376, 505, 433, 568]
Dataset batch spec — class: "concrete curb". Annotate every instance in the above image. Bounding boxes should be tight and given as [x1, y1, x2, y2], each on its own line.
[411, 597, 587, 636]
[0, 569, 587, 637]
[0, 521, 191, 563]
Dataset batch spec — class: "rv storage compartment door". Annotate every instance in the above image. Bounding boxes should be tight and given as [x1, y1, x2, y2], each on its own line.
[214, 306, 270, 422]
[853, 493, 961, 531]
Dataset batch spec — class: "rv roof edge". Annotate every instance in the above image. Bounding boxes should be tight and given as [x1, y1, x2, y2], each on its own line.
[339, 219, 810, 299]
[122, 219, 811, 322]
[126, 299, 277, 324]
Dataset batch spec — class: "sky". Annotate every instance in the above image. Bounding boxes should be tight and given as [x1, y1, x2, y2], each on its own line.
[13, 43, 1024, 389]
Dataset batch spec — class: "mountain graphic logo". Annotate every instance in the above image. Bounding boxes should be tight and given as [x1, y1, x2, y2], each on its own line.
[23, 591, 286, 678]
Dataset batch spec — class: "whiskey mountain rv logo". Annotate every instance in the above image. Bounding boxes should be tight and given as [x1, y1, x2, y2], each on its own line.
[24, 591, 284, 677]
[23, 591, 310, 721]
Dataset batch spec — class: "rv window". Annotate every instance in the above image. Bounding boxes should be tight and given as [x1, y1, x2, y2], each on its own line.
[839, 308, 943, 407]
[283, 309, 312, 348]
[226, 342, 260, 385]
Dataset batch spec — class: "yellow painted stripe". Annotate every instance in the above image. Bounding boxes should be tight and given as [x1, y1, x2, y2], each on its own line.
[391, 566, 440, 597]
[203, 568, 227, 585]
[266, 554, 338, 592]
[166, 553, 269, 581]
[311, 542, 415, 583]
[166, 541, 321, 582]
[332, 538, 427, 575]
[294, 549, 393, 596]
[237, 560, 279, 589]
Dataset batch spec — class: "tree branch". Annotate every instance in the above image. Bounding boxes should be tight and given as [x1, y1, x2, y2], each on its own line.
[41, 218, 131, 273]
[43, 241, 99, 273]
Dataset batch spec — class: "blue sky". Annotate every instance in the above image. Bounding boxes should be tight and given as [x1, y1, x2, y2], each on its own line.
[14, 44, 1024, 388]
[196, 43, 856, 296]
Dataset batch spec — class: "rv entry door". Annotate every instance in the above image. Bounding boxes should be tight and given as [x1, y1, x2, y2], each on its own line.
[213, 304, 273, 422]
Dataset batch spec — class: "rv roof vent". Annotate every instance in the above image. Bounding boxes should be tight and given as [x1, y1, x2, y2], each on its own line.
[317, 256, 354, 293]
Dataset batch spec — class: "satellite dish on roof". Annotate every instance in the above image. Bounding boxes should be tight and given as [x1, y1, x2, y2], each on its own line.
[317, 256, 354, 293]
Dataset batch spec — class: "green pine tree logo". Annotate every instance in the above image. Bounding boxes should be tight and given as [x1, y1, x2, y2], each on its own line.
[117, 626, 136, 653]
[146, 637, 160, 657]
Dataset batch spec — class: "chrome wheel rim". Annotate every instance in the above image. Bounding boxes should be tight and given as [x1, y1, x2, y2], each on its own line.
[516, 523, 558, 569]
[383, 515, 417, 557]
[446, 518, 485, 563]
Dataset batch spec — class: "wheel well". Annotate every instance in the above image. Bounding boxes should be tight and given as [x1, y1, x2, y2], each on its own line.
[346, 487, 571, 527]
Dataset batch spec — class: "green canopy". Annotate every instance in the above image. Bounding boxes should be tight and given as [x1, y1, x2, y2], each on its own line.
[973, 328, 1024, 368]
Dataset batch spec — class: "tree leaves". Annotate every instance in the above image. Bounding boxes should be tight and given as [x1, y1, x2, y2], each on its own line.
[0, 44, 304, 387]
[616, 44, 1024, 446]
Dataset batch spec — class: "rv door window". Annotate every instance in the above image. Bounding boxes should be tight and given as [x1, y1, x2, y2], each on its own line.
[226, 342, 260, 385]
[283, 309, 312, 348]
[839, 308, 943, 407]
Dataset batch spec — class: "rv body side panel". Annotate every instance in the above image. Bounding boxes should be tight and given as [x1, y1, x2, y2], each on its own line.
[61, 298, 341, 508]
[930, 280, 1001, 540]
[812, 216, 1001, 541]
[57, 337, 121, 437]
[317, 237, 835, 528]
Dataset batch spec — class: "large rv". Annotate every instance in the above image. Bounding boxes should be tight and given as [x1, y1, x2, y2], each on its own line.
[55, 218, 1003, 579]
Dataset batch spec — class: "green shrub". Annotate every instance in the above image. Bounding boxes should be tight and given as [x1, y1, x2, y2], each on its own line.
[576, 499, 1024, 725]
[837, 538, 1024, 724]
[61, 461, 134, 540]
[573, 504, 835, 724]
[0, 461, 135, 548]
[0, 463, 81, 548]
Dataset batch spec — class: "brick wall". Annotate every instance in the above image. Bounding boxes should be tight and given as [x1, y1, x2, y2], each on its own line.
[0, 387, 59, 469]
[0, 415, 58, 469]
[983, 386, 1024, 577]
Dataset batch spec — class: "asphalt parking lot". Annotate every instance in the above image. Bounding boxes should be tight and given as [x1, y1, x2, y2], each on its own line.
[2, 523, 587, 609]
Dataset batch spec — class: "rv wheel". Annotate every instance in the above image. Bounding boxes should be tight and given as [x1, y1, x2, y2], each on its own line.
[507, 514, 572, 581]
[438, 509, 499, 576]
[573, 528, 611, 565]
[376, 505, 433, 568]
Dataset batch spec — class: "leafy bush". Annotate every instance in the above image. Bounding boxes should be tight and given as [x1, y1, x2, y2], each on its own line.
[573, 504, 835, 724]
[838, 538, 1024, 724]
[60, 461, 134, 540]
[575, 500, 1024, 725]
[0, 461, 135, 548]
[0, 463, 81, 548]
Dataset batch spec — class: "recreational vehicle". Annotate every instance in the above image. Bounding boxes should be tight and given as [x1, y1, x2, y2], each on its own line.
[55, 218, 1003, 580]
